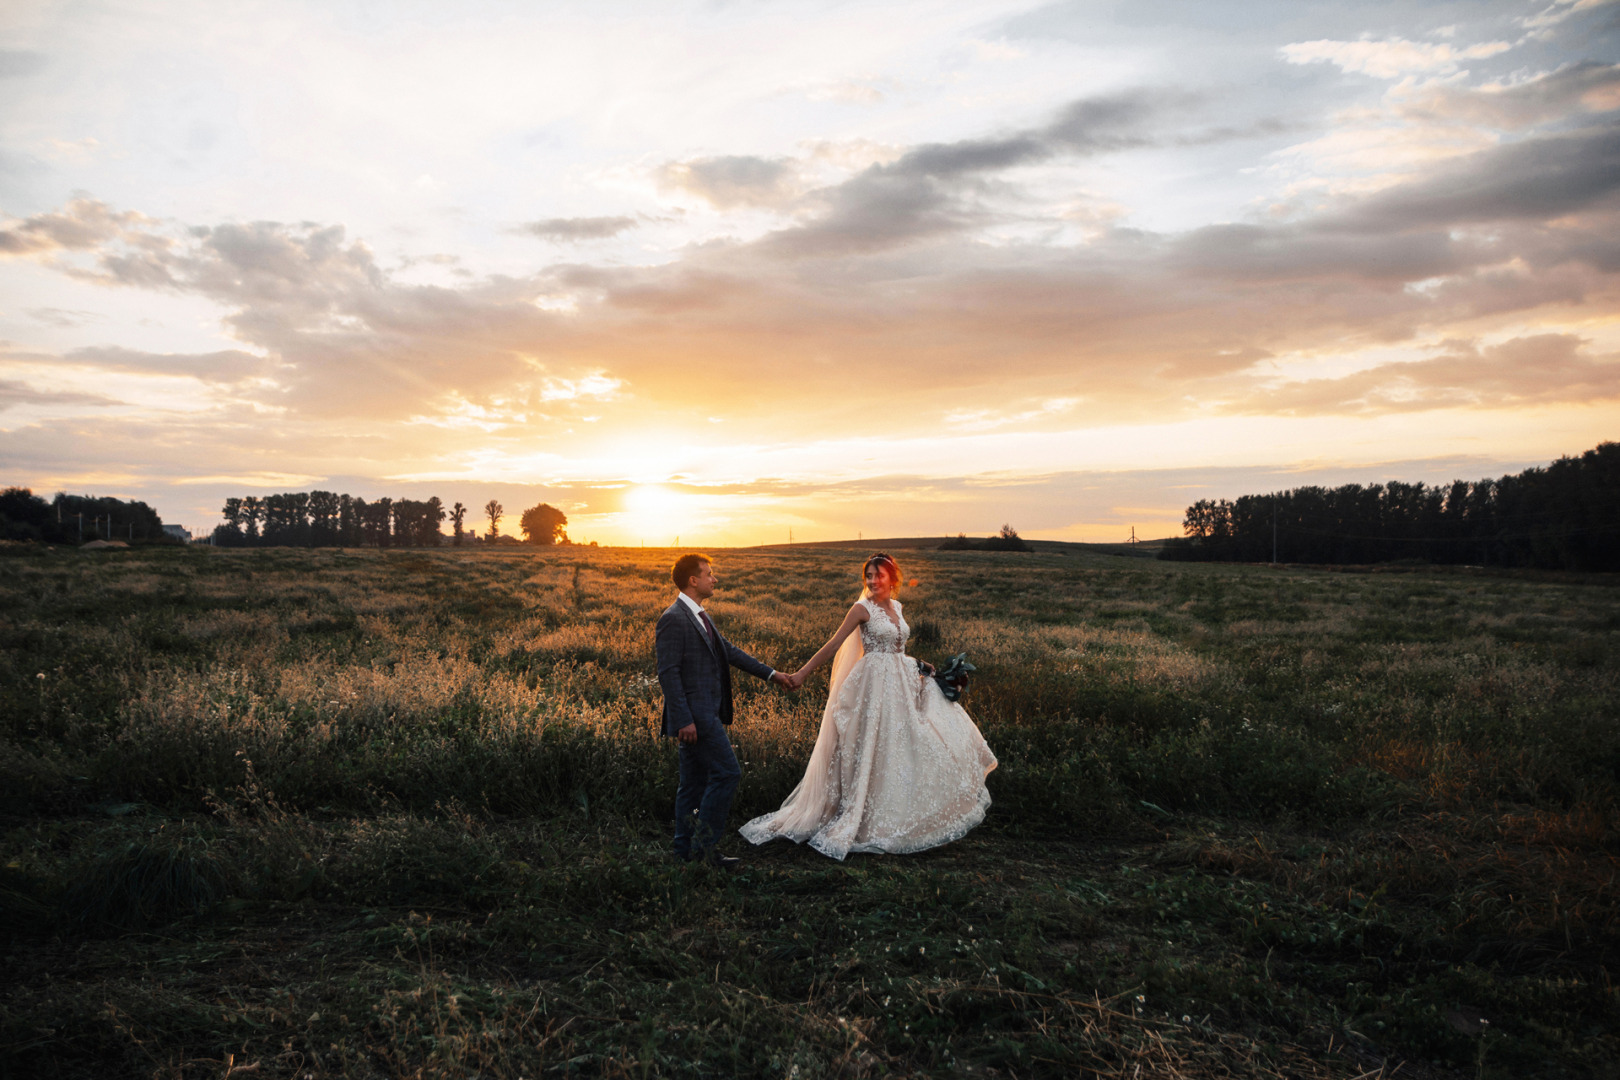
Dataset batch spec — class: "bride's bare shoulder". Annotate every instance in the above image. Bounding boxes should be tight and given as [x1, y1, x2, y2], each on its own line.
[847, 599, 871, 620]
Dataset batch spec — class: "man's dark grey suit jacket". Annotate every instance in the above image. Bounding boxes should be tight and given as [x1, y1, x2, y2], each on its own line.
[656, 599, 774, 738]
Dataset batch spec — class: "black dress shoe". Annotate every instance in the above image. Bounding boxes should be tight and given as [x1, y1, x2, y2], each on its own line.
[700, 851, 741, 870]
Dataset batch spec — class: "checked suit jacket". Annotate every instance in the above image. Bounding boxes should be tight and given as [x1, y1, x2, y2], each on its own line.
[656, 598, 774, 738]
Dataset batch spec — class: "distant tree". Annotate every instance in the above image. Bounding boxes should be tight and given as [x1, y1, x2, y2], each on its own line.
[940, 527, 1031, 552]
[519, 502, 568, 546]
[215, 497, 246, 546]
[350, 497, 370, 545]
[1, 487, 60, 542]
[485, 499, 503, 540]
[308, 490, 340, 546]
[450, 502, 467, 546]
[242, 496, 263, 541]
[982, 524, 1033, 552]
[1160, 441, 1620, 569]
[50, 492, 165, 543]
[3, 489, 176, 544]
[338, 494, 358, 546]
[373, 498, 394, 547]
[391, 499, 418, 546]
[261, 493, 292, 544]
[423, 496, 446, 546]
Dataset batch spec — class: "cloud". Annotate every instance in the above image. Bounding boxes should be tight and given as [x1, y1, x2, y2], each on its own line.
[0, 198, 151, 256]
[1334, 122, 1620, 230]
[1398, 61, 1620, 129]
[758, 89, 1177, 257]
[657, 155, 801, 209]
[1170, 222, 1466, 283]
[1280, 36, 1512, 79]
[516, 216, 638, 241]
[1247, 333, 1620, 414]
[1522, 0, 1620, 32]
[538, 373, 621, 401]
[171, 472, 324, 488]
[8, 72, 1619, 447]
[0, 379, 119, 412]
[26, 307, 103, 328]
[65, 346, 278, 385]
[656, 89, 1183, 243]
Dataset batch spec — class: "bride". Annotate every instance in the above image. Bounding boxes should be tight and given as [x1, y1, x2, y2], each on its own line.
[740, 553, 997, 860]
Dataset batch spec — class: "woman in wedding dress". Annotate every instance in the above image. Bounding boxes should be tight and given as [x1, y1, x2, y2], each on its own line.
[740, 553, 997, 860]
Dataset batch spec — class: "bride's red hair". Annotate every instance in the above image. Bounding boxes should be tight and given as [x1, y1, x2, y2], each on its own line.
[863, 552, 900, 589]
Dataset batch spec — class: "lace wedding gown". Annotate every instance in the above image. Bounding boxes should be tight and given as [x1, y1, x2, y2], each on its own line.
[740, 598, 997, 860]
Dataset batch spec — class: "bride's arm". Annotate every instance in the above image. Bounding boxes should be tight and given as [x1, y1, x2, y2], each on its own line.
[790, 603, 868, 687]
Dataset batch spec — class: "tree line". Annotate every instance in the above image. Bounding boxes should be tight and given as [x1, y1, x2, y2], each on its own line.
[1160, 441, 1620, 571]
[212, 492, 569, 548]
[939, 524, 1033, 552]
[0, 489, 170, 544]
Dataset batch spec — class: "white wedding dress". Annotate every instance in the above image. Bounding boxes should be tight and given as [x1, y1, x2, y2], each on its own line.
[740, 598, 998, 860]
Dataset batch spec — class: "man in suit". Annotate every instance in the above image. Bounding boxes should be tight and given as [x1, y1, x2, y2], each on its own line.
[657, 553, 792, 866]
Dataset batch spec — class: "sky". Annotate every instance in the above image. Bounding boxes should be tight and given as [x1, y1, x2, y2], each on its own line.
[2, 0, 1618, 546]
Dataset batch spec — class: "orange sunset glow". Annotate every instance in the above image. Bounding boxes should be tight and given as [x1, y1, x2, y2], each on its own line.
[2, 1, 1617, 544]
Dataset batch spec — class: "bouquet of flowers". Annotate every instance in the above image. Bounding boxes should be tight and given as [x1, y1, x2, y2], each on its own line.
[919, 652, 976, 702]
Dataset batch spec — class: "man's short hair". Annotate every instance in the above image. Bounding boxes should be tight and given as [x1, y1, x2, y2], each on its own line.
[672, 553, 712, 591]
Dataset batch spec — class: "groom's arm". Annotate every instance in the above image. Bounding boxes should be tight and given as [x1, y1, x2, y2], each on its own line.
[716, 630, 776, 682]
[655, 611, 697, 731]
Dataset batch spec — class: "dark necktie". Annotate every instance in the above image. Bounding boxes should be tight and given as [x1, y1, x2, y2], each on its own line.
[699, 610, 718, 647]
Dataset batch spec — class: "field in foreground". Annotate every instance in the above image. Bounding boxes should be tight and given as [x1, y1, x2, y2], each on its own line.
[0, 544, 1616, 1079]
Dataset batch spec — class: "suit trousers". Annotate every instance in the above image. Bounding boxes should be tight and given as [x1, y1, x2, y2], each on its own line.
[673, 717, 742, 858]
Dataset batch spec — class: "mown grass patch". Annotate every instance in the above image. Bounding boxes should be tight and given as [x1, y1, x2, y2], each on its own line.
[0, 544, 1615, 1077]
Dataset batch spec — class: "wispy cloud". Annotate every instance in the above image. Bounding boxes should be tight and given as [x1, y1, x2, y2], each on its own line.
[657, 155, 802, 209]
[516, 216, 639, 241]
[1244, 334, 1620, 414]
[0, 378, 119, 411]
[1280, 36, 1512, 79]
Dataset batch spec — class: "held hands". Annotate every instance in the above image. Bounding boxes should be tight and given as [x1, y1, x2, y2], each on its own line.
[768, 667, 812, 691]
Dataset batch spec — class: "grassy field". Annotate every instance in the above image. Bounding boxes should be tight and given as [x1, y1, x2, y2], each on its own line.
[1, 543, 1616, 1079]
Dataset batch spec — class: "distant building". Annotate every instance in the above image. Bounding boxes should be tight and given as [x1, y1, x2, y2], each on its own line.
[162, 524, 192, 543]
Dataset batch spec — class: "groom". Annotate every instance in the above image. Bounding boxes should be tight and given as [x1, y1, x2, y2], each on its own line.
[657, 553, 792, 867]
